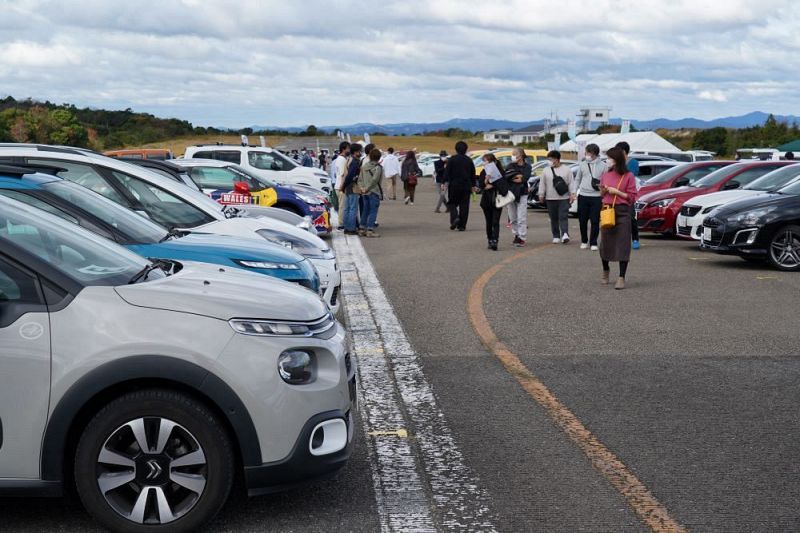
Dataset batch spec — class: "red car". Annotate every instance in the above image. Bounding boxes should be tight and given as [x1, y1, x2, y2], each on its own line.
[635, 161, 795, 235]
[638, 161, 735, 196]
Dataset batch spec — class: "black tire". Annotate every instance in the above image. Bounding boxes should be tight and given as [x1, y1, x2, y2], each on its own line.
[767, 224, 800, 272]
[74, 389, 235, 533]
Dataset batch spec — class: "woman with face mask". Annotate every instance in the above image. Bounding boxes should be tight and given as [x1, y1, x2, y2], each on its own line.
[538, 150, 576, 244]
[478, 153, 509, 250]
[504, 147, 532, 246]
[574, 143, 604, 250]
[598, 147, 638, 290]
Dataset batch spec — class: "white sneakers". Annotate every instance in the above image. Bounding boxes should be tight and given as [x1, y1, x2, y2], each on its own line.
[561, 233, 570, 244]
[552, 238, 560, 244]
[580, 243, 589, 250]
[591, 245, 599, 251]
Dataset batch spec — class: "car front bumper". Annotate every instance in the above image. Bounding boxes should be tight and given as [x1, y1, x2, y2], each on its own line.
[636, 204, 679, 233]
[700, 221, 766, 256]
[676, 212, 706, 240]
[310, 257, 341, 314]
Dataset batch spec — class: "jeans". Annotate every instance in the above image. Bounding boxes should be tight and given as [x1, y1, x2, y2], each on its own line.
[435, 183, 448, 211]
[507, 200, 527, 240]
[448, 189, 471, 229]
[344, 192, 360, 231]
[577, 195, 602, 245]
[361, 193, 380, 230]
[546, 199, 570, 238]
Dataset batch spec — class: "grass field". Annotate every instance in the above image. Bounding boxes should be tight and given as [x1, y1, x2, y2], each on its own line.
[135, 134, 498, 156]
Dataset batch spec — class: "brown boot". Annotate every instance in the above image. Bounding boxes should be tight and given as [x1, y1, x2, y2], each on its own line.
[601, 271, 610, 285]
[615, 277, 626, 290]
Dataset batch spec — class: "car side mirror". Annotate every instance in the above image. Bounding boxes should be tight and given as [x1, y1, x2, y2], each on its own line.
[234, 181, 250, 194]
[723, 180, 740, 190]
[674, 177, 690, 187]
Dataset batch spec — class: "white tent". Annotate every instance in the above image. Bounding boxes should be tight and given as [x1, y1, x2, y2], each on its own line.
[559, 131, 680, 154]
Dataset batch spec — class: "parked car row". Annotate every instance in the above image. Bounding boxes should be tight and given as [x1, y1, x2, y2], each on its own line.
[0, 144, 355, 532]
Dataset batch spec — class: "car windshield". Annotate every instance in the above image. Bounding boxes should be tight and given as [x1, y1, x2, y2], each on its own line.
[691, 164, 746, 188]
[778, 179, 800, 195]
[0, 197, 155, 286]
[743, 165, 800, 191]
[42, 181, 168, 244]
[644, 164, 690, 184]
[229, 165, 277, 188]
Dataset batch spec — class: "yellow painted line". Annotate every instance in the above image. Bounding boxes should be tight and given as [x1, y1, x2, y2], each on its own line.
[368, 429, 409, 438]
[468, 245, 687, 533]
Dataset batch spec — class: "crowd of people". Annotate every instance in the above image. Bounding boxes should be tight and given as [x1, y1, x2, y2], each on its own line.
[326, 139, 640, 289]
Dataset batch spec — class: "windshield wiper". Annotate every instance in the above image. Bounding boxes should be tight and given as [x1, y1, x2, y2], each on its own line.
[159, 229, 186, 243]
[128, 260, 166, 284]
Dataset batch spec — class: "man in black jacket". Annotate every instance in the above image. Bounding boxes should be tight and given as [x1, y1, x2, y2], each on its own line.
[444, 141, 476, 231]
[434, 150, 448, 213]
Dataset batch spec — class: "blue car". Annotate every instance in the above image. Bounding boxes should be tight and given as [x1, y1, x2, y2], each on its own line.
[176, 159, 333, 234]
[0, 167, 321, 292]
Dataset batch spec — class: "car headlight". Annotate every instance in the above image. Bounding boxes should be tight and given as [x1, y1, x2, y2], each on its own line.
[296, 192, 324, 205]
[236, 260, 300, 269]
[727, 206, 777, 227]
[277, 350, 316, 384]
[229, 314, 335, 337]
[649, 198, 675, 208]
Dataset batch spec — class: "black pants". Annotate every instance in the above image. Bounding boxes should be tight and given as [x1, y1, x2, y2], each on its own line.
[577, 195, 602, 246]
[481, 200, 501, 241]
[448, 190, 471, 230]
[546, 199, 570, 238]
[631, 211, 639, 241]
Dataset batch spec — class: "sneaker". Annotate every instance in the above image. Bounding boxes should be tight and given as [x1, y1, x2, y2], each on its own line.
[552, 238, 560, 244]
[632, 240, 641, 250]
[404, 197, 410, 205]
[580, 243, 589, 250]
[590, 245, 598, 251]
[358, 229, 366, 237]
[366, 230, 380, 238]
[434, 209, 441, 213]
[409, 201, 414, 206]
[514, 239, 526, 247]
[513, 235, 521, 244]
[562, 233, 570, 244]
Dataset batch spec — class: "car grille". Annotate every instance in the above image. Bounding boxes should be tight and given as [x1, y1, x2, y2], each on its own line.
[704, 217, 722, 228]
[677, 226, 692, 236]
[680, 205, 701, 217]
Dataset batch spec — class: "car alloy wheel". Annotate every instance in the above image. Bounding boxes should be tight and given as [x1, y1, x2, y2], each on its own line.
[96, 417, 207, 524]
[768, 225, 800, 271]
[75, 389, 234, 533]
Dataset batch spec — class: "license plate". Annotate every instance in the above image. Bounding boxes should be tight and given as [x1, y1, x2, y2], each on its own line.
[703, 227, 712, 241]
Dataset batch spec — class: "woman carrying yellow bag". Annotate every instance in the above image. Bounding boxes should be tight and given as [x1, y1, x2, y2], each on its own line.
[599, 147, 638, 290]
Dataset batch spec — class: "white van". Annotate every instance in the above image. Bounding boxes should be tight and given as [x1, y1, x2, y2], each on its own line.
[184, 145, 331, 192]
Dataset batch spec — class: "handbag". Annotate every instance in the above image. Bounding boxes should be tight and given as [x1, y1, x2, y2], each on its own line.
[407, 173, 418, 186]
[552, 168, 569, 196]
[600, 175, 626, 229]
[587, 162, 600, 191]
[495, 190, 516, 209]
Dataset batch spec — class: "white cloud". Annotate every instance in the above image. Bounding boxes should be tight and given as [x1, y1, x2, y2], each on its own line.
[0, 0, 798, 126]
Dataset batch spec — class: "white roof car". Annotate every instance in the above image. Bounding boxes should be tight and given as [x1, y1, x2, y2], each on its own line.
[0, 144, 341, 313]
[183, 145, 331, 193]
[0, 194, 355, 531]
[676, 164, 800, 239]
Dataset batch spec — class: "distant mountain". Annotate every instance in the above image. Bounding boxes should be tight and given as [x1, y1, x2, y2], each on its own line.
[251, 111, 799, 135]
[611, 111, 800, 130]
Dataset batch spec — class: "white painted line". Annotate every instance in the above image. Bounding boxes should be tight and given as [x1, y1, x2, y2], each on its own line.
[333, 231, 497, 532]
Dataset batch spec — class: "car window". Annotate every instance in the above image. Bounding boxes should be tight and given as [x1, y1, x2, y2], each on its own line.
[729, 167, 783, 187]
[146, 167, 180, 181]
[213, 151, 241, 164]
[744, 166, 800, 191]
[0, 257, 40, 304]
[691, 165, 746, 188]
[0, 190, 80, 224]
[29, 159, 126, 204]
[0, 205, 150, 286]
[190, 166, 260, 190]
[192, 151, 214, 160]
[248, 151, 292, 171]
[108, 171, 216, 229]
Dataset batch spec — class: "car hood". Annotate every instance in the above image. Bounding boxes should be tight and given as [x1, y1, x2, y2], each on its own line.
[639, 186, 698, 203]
[192, 217, 329, 252]
[684, 189, 760, 208]
[115, 261, 326, 321]
[711, 193, 795, 218]
[155, 233, 305, 263]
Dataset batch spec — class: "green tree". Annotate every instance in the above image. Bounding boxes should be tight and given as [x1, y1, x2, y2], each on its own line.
[693, 127, 729, 155]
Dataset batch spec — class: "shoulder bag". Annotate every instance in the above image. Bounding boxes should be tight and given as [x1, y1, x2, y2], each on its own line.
[587, 162, 600, 191]
[552, 167, 569, 196]
[600, 175, 626, 229]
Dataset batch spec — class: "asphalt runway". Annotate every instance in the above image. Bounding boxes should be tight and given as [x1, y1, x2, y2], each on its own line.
[4, 178, 799, 532]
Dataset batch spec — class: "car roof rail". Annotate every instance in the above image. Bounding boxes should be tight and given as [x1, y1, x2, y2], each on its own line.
[0, 162, 66, 176]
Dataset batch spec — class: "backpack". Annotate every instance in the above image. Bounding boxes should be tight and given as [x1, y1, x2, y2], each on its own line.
[552, 168, 569, 196]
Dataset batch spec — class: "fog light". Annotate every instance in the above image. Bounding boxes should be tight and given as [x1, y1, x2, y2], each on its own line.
[278, 350, 315, 384]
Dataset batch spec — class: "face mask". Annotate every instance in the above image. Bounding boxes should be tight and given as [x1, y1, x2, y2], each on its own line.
[441, 156, 446, 160]
[607, 160, 616, 171]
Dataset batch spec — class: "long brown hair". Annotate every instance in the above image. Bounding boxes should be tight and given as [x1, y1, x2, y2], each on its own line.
[483, 152, 505, 175]
[605, 147, 628, 175]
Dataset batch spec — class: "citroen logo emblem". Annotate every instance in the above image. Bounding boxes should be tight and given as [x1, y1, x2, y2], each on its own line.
[145, 459, 162, 481]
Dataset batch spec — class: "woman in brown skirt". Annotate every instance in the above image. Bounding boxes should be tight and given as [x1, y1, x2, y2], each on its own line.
[599, 147, 639, 290]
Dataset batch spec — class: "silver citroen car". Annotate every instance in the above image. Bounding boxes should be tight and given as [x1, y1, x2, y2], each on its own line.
[0, 195, 356, 532]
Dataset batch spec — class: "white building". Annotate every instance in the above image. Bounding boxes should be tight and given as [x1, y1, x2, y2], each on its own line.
[577, 107, 611, 131]
[483, 129, 512, 143]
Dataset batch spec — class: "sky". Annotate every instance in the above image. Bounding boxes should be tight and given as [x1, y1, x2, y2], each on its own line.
[1, 0, 798, 128]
